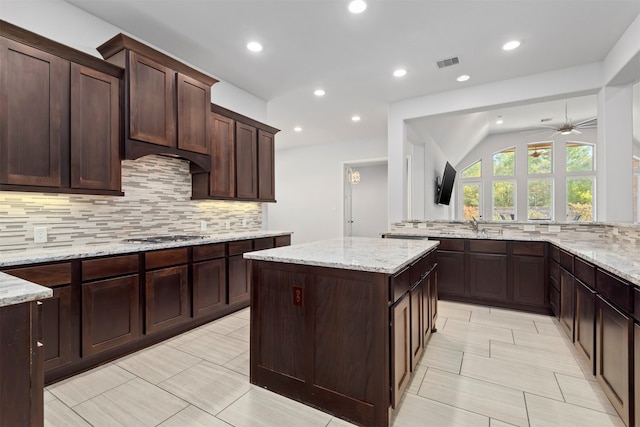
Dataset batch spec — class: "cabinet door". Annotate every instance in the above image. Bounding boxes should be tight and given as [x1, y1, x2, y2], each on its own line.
[210, 113, 235, 197]
[596, 296, 632, 426]
[0, 38, 68, 187]
[128, 51, 176, 147]
[390, 293, 410, 409]
[512, 255, 546, 306]
[236, 122, 258, 199]
[574, 280, 597, 375]
[634, 323, 639, 427]
[41, 286, 72, 371]
[430, 269, 438, 329]
[177, 73, 210, 154]
[193, 258, 226, 318]
[436, 251, 465, 296]
[469, 253, 508, 301]
[70, 63, 121, 191]
[257, 130, 275, 200]
[549, 282, 560, 319]
[145, 266, 189, 334]
[410, 284, 423, 371]
[422, 273, 432, 346]
[82, 275, 139, 356]
[228, 254, 249, 305]
[560, 268, 575, 341]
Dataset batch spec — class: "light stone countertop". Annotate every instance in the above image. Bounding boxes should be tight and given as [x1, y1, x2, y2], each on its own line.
[244, 237, 439, 274]
[384, 230, 640, 287]
[0, 230, 292, 268]
[0, 272, 53, 307]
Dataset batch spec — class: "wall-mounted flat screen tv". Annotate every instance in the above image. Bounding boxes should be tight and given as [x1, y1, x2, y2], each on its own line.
[435, 161, 456, 205]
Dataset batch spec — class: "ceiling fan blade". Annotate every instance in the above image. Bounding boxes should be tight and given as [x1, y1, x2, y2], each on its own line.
[574, 117, 597, 126]
[572, 129, 582, 135]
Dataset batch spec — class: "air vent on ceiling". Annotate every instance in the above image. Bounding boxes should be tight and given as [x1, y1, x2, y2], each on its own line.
[436, 56, 460, 69]
[540, 118, 553, 122]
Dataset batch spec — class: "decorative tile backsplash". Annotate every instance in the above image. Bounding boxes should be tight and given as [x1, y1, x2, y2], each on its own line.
[0, 155, 263, 253]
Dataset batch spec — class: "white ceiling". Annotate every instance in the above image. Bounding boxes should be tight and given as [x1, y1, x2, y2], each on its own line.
[62, 0, 640, 151]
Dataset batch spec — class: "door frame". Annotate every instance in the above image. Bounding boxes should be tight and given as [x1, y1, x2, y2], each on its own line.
[342, 158, 388, 237]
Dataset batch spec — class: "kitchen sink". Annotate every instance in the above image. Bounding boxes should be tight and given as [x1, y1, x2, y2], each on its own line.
[122, 235, 205, 244]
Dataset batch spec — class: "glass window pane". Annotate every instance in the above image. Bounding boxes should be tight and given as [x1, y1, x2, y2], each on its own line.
[462, 183, 481, 220]
[493, 181, 515, 220]
[566, 143, 594, 172]
[462, 161, 481, 179]
[567, 177, 593, 222]
[528, 179, 553, 220]
[528, 143, 552, 174]
[493, 149, 515, 176]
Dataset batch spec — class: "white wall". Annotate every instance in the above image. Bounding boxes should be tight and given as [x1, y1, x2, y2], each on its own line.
[351, 163, 388, 238]
[268, 138, 387, 244]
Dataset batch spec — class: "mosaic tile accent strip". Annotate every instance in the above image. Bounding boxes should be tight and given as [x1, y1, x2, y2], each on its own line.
[0, 155, 263, 253]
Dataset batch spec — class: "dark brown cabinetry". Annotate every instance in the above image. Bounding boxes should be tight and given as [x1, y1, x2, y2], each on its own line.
[560, 267, 575, 340]
[391, 293, 410, 409]
[574, 258, 597, 374]
[209, 113, 236, 197]
[145, 249, 189, 334]
[436, 239, 465, 297]
[1, 21, 123, 195]
[549, 248, 561, 319]
[228, 240, 253, 305]
[468, 240, 508, 301]
[409, 283, 424, 371]
[258, 130, 275, 200]
[512, 242, 547, 307]
[236, 122, 258, 199]
[634, 323, 639, 427]
[192, 243, 227, 319]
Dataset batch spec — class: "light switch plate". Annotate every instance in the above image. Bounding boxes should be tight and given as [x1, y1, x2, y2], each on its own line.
[34, 226, 47, 243]
[548, 225, 561, 233]
[523, 224, 536, 232]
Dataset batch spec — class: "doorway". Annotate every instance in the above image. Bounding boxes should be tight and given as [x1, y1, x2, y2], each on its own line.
[343, 160, 388, 237]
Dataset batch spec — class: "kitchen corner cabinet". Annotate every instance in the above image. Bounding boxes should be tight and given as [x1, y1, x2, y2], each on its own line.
[468, 240, 508, 301]
[436, 239, 465, 297]
[511, 242, 547, 307]
[0, 21, 124, 196]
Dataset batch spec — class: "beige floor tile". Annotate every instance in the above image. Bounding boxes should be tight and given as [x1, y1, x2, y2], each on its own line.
[489, 307, 555, 324]
[73, 377, 188, 426]
[204, 314, 249, 335]
[461, 353, 564, 400]
[392, 393, 489, 427]
[116, 343, 202, 384]
[228, 324, 251, 342]
[417, 368, 528, 427]
[159, 361, 251, 415]
[489, 341, 584, 377]
[405, 364, 428, 395]
[490, 419, 518, 427]
[179, 330, 248, 365]
[164, 326, 210, 348]
[327, 416, 359, 426]
[525, 393, 625, 427]
[470, 311, 538, 332]
[43, 389, 57, 403]
[217, 386, 332, 427]
[232, 307, 251, 320]
[428, 329, 491, 357]
[442, 318, 515, 344]
[223, 350, 250, 377]
[48, 363, 136, 407]
[533, 320, 565, 337]
[439, 300, 492, 314]
[44, 399, 91, 427]
[438, 306, 472, 321]
[418, 345, 464, 374]
[158, 405, 232, 427]
[512, 330, 574, 355]
[435, 316, 448, 330]
[555, 373, 618, 415]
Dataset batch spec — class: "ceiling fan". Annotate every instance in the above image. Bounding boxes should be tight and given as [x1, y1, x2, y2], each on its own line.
[523, 101, 597, 137]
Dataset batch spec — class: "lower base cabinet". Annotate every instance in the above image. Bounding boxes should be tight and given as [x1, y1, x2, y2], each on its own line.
[410, 283, 423, 371]
[635, 323, 639, 427]
[41, 286, 72, 370]
[560, 268, 575, 340]
[145, 266, 189, 334]
[574, 280, 597, 375]
[391, 293, 411, 409]
[193, 258, 226, 318]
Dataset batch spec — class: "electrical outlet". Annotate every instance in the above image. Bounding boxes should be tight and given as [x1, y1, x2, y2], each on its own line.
[548, 225, 561, 233]
[34, 226, 48, 243]
[613, 227, 619, 236]
[200, 221, 207, 231]
[417, 223, 427, 229]
[404, 223, 413, 228]
[523, 224, 536, 232]
[226, 220, 231, 230]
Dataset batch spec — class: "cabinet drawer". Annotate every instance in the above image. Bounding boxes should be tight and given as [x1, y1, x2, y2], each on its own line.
[633, 287, 640, 322]
[228, 240, 253, 256]
[4, 263, 71, 287]
[253, 237, 275, 251]
[275, 235, 291, 247]
[192, 243, 226, 262]
[469, 240, 506, 254]
[596, 269, 632, 313]
[82, 255, 138, 281]
[390, 266, 412, 302]
[550, 260, 560, 282]
[550, 245, 560, 262]
[560, 250, 574, 273]
[145, 248, 188, 270]
[574, 258, 595, 289]
[435, 238, 464, 252]
[512, 241, 545, 256]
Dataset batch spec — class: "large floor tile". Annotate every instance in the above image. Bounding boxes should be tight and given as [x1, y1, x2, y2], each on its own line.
[439, 300, 491, 314]
[178, 330, 248, 365]
[418, 345, 464, 374]
[417, 368, 529, 427]
[158, 405, 232, 427]
[470, 311, 538, 332]
[164, 326, 210, 348]
[217, 386, 332, 427]
[511, 329, 575, 355]
[555, 373, 618, 415]
[460, 353, 564, 400]
[228, 324, 250, 342]
[442, 318, 515, 344]
[392, 393, 489, 427]
[116, 343, 202, 384]
[73, 377, 188, 426]
[438, 305, 472, 321]
[223, 350, 250, 377]
[159, 361, 251, 415]
[44, 400, 91, 427]
[428, 329, 491, 357]
[405, 363, 428, 395]
[490, 419, 518, 427]
[327, 417, 359, 426]
[203, 314, 249, 335]
[525, 393, 625, 427]
[489, 341, 584, 377]
[232, 307, 251, 320]
[489, 307, 555, 324]
[47, 363, 135, 407]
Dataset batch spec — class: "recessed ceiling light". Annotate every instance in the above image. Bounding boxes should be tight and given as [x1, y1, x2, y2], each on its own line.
[393, 68, 407, 77]
[352, 115, 361, 122]
[246, 41, 263, 52]
[348, 0, 367, 14]
[456, 74, 470, 82]
[502, 40, 521, 51]
[294, 126, 302, 132]
[314, 89, 325, 96]
[496, 116, 504, 125]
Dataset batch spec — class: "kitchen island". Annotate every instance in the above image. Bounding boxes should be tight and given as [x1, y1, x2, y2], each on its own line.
[245, 237, 439, 427]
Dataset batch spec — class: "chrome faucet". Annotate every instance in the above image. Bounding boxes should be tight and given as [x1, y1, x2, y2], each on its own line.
[470, 217, 479, 233]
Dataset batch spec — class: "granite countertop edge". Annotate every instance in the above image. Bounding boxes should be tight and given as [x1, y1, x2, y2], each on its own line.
[0, 272, 53, 307]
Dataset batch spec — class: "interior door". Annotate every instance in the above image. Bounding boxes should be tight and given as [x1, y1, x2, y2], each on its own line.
[344, 166, 354, 237]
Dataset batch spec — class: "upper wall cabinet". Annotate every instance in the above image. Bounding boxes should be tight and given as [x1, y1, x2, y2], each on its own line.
[97, 34, 217, 172]
[192, 104, 279, 202]
[0, 20, 124, 195]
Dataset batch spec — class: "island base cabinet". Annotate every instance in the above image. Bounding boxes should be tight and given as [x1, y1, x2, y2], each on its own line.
[574, 280, 597, 375]
[560, 268, 575, 341]
[635, 323, 639, 427]
[409, 284, 424, 372]
[596, 296, 632, 427]
[391, 293, 411, 409]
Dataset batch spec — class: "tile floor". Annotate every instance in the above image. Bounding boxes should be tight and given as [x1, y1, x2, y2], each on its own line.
[44, 301, 626, 427]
